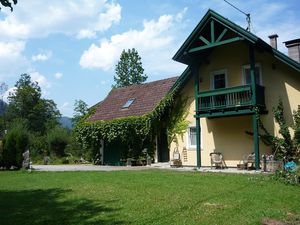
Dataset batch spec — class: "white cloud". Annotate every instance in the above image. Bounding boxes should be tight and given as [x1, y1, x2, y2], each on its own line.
[30, 71, 51, 89]
[0, 41, 29, 79]
[76, 29, 97, 39]
[0, 41, 25, 57]
[94, 2, 121, 32]
[62, 102, 69, 108]
[54, 72, 63, 79]
[0, 0, 121, 41]
[32, 52, 52, 62]
[80, 9, 188, 74]
[3, 87, 16, 103]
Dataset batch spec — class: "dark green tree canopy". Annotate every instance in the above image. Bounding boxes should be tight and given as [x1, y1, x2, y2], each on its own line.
[0, 0, 17, 11]
[113, 48, 147, 88]
[6, 73, 61, 134]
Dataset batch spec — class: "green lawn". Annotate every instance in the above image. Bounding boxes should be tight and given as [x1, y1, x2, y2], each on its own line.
[0, 170, 299, 225]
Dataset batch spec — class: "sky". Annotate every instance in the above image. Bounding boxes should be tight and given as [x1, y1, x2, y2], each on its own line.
[0, 0, 300, 117]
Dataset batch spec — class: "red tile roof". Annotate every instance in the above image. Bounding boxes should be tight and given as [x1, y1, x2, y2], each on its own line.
[88, 77, 178, 122]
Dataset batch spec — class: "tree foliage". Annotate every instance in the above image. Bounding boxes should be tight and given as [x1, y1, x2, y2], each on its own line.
[0, 0, 17, 12]
[113, 48, 147, 88]
[47, 126, 70, 157]
[6, 74, 61, 134]
[166, 97, 189, 147]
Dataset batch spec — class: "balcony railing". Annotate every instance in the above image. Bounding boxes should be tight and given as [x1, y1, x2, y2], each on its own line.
[197, 85, 265, 115]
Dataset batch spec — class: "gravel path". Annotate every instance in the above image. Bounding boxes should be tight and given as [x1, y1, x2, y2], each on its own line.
[32, 164, 153, 172]
[31, 163, 261, 173]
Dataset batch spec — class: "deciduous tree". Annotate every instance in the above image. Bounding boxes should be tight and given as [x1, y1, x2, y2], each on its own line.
[6, 73, 61, 134]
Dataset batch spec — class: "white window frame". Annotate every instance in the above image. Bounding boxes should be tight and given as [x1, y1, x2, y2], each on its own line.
[242, 63, 263, 85]
[210, 69, 228, 90]
[186, 125, 203, 150]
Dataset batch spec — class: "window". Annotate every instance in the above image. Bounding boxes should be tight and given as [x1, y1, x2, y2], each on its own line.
[122, 99, 135, 108]
[243, 64, 262, 85]
[187, 126, 203, 150]
[210, 69, 227, 90]
[188, 127, 197, 148]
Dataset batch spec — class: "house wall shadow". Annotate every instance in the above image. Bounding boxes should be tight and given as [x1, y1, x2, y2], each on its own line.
[0, 188, 125, 225]
[205, 115, 272, 165]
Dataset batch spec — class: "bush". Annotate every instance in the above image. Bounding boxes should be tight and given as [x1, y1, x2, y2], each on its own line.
[47, 126, 70, 157]
[29, 134, 47, 158]
[2, 123, 29, 169]
[274, 168, 300, 185]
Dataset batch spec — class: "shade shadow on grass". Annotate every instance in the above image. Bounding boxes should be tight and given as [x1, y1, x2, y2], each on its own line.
[0, 188, 124, 225]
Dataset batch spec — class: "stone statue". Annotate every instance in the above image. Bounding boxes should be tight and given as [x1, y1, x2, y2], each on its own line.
[22, 149, 30, 169]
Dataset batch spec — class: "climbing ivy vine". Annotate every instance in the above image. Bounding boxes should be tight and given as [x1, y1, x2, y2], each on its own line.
[74, 87, 187, 159]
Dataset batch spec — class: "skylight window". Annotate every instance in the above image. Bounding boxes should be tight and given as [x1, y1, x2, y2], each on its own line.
[122, 99, 135, 109]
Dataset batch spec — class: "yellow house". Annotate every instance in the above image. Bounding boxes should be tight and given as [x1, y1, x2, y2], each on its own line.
[170, 10, 300, 169]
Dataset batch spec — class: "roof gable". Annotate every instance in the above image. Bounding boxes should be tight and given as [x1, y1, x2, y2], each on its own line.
[88, 77, 178, 122]
[173, 9, 300, 72]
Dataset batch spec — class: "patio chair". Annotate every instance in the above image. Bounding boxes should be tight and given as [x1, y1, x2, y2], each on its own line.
[242, 153, 255, 170]
[170, 147, 182, 168]
[210, 152, 225, 169]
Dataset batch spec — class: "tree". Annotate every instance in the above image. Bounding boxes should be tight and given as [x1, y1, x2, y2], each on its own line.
[73, 99, 89, 125]
[113, 48, 147, 88]
[0, 0, 17, 12]
[6, 73, 61, 134]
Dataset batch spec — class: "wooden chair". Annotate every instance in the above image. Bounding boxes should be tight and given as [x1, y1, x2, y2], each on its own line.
[243, 153, 255, 170]
[170, 147, 182, 168]
[210, 152, 225, 169]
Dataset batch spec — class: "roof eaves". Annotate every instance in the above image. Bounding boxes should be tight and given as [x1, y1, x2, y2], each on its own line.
[168, 66, 191, 93]
[173, 9, 258, 63]
[272, 48, 300, 72]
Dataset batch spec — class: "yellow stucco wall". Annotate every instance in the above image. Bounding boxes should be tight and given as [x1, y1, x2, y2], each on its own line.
[170, 41, 300, 167]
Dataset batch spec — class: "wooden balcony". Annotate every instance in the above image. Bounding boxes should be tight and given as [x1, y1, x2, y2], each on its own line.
[197, 85, 265, 118]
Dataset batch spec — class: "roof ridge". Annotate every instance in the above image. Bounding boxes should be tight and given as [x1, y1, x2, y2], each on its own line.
[112, 76, 179, 91]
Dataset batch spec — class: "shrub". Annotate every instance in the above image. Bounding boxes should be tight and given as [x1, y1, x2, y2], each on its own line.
[273, 167, 300, 185]
[2, 123, 29, 169]
[47, 126, 70, 157]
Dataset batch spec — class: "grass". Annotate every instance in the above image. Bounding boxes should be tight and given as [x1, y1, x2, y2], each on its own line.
[0, 170, 299, 225]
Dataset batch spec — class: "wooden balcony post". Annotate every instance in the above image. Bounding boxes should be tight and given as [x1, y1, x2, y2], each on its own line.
[249, 45, 260, 170]
[193, 63, 201, 168]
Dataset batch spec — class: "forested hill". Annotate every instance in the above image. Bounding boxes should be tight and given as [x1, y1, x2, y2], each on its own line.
[0, 100, 7, 116]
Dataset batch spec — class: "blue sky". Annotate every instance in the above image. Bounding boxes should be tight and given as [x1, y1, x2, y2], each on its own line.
[0, 0, 300, 117]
